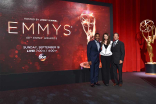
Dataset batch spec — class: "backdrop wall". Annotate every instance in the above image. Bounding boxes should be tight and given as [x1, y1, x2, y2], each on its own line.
[0, 0, 112, 74]
[90, 0, 156, 72]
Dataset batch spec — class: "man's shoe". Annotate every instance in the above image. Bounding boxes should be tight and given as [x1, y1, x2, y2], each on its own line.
[113, 83, 117, 86]
[105, 84, 109, 86]
[95, 83, 100, 86]
[119, 84, 122, 87]
[90, 84, 95, 87]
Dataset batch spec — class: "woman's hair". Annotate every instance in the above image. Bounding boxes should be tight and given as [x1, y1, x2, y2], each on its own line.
[102, 33, 110, 45]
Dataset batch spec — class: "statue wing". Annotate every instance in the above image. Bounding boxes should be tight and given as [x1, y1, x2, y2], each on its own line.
[152, 33, 156, 43]
[154, 27, 156, 39]
[154, 34, 156, 40]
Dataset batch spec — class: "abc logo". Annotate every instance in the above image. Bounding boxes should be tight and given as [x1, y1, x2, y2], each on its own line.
[38, 53, 46, 61]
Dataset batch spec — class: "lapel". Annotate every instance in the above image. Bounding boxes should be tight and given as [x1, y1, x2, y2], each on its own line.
[93, 40, 100, 51]
[103, 44, 106, 50]
[103, 43, 107, 50]
[115, 40, 119, 47]
[93, 40, 97, 51]
[99, 42, 101, 52]
[113, 40, 119, 48]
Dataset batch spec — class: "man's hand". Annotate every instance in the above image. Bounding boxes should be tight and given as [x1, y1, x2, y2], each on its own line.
[119, 60, 123, 64]
[88, 61, 92, 65]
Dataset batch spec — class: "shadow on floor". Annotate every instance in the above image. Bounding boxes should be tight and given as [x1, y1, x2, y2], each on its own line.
[140, 77, 156, 88]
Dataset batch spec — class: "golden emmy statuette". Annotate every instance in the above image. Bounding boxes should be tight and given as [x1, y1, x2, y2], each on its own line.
[140, 19, 156, 75]
[79, 10, 102, 69]
[80, 10, 96, 44]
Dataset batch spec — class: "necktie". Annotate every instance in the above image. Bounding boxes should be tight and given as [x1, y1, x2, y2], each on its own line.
[113, 41, 116, 47]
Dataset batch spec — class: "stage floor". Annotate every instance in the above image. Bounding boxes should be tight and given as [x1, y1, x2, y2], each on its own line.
[0, 72, 156, 104]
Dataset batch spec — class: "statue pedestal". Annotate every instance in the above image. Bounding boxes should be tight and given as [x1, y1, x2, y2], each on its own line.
[145, 63, 156, 75]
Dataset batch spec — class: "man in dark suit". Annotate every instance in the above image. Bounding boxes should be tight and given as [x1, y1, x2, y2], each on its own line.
[111, 33, 125, 87]
[87, 33, 101, 87]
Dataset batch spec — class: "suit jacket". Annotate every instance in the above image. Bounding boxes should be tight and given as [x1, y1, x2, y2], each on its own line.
[111, 40, 125, 64]
[87, 40, 101, 63]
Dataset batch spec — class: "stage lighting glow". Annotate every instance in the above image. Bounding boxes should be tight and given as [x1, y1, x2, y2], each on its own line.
[22, 0, 39, 9]
[0, 0, 14, 8]
[134, 72, 156, 77]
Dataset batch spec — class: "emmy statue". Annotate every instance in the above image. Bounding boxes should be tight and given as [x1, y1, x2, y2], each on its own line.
[80, 10, 102, 69]
[80, 10, 96, 44]
[140, 19, 156, 75]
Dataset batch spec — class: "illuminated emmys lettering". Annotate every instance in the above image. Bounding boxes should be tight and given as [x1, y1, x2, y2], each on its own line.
[52, 24, 61, 35]
[8, 21, 72, 36]
[38, 23, 49, 35]
[22, 23, 34, 34]
[64, 25, 71, 36]
[8, 21, 18, 34]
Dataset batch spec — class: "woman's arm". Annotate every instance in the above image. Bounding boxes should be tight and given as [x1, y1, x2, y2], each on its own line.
[152, 35, 156, 43]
